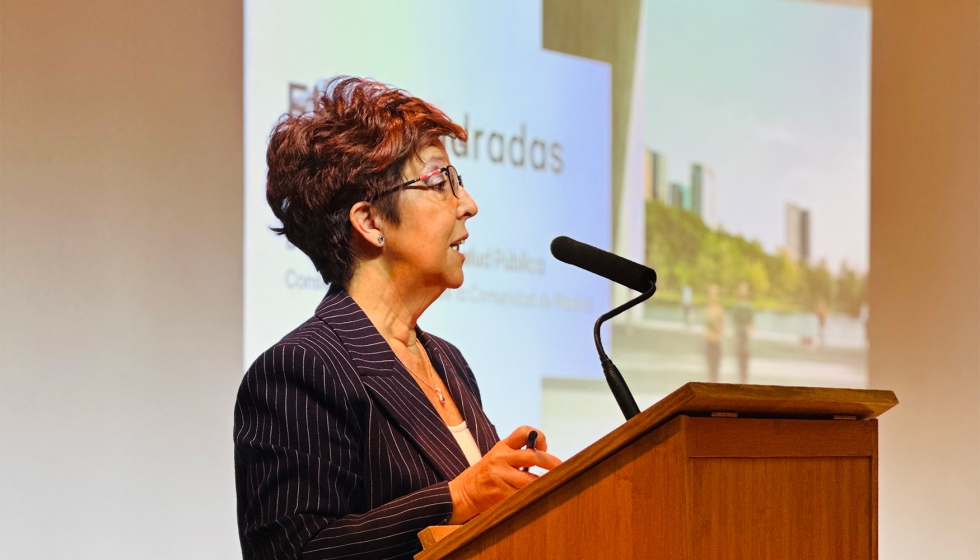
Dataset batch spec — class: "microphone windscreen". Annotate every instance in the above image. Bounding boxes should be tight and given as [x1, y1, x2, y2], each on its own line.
[550, 236, 657, 293]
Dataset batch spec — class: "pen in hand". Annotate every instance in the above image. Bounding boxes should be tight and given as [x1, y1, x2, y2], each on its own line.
[520, 430, 538, 473]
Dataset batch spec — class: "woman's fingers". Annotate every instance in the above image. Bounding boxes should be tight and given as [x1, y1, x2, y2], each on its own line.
[500, 425, 551, 453]
[534, 449, 562, 470]
[500, 425, 538, 449]
[449, 431, 562, 523]
[505, 448, 562, 471]
[495, 427, 562, 474]
[498, 466, 539, 490]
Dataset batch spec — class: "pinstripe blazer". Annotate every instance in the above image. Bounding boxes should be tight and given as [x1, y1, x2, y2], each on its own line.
[234, 286, 500, 560]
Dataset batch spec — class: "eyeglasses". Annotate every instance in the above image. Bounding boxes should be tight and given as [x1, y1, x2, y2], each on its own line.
[369, 165, 464, 202]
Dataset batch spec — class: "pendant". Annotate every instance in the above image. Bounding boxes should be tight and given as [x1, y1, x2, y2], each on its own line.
[434, 388, 446, 406]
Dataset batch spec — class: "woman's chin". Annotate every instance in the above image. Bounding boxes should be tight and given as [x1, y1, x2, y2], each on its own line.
[444, 270, 464, 290]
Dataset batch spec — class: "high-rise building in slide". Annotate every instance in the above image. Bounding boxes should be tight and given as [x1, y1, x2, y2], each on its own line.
[643, 149, 669, 203]
[690, 163, 703, 218]
[785, 202, 811, 263]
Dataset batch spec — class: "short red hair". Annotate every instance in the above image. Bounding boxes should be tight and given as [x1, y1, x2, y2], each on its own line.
[266, 77, 467, 287]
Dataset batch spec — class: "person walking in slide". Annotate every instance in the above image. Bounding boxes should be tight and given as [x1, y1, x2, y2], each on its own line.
[682, 284, 693, 328]
[731, 281, 755, 384]
[703, 284, 725, 383]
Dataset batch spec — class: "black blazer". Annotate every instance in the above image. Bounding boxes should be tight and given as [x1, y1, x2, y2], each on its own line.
[234, 287, 500, 559]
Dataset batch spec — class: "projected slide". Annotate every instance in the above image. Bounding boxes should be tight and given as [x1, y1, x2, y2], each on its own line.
[636, 0, 870, 388]
[541, 0, 871, 460]
[244, 1, 611, 432]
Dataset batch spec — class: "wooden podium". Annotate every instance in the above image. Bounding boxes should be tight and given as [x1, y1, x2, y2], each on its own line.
[416, 382, 897, 560]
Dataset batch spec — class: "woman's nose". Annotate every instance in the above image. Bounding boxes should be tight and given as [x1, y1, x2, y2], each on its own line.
[459, 188, 478, 219]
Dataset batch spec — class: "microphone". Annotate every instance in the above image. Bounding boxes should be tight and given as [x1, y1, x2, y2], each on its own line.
[550, 236, 657, 292]
[550, 236, 658, 421]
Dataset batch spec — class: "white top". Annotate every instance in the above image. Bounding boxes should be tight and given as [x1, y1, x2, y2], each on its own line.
[447, 421, 483, 467]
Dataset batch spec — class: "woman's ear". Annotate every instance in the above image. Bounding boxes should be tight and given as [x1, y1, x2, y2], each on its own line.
[349, 201, 386, 248]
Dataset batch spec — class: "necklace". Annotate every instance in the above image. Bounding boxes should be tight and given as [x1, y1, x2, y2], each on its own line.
[399, 348, 447, 407]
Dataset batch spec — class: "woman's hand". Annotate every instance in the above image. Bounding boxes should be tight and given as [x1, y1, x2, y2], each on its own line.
[447, 426, 562, 524]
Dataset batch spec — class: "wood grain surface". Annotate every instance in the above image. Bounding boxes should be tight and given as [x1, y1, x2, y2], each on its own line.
[686, 417, 877, 458]
[415, 383, 891, 559]
[419, 526, 461, 550]
[689, 456, 871, 559]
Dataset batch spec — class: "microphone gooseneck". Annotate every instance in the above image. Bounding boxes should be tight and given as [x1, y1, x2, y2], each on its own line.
[592, 283, 655, 420]
[550, 236, 657, 421]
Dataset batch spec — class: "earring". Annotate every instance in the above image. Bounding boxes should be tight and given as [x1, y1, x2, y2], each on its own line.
[378, 235, 385, 245]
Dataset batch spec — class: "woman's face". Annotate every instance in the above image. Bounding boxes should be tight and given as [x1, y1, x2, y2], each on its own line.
[383, 143, 478, 290]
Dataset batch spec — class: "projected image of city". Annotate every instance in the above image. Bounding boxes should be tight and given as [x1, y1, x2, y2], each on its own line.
[634, 156, 866, 385]
[542, 0, 870, 461]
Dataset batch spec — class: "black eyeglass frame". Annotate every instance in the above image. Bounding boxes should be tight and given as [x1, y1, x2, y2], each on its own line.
[368, 165, 464, 202]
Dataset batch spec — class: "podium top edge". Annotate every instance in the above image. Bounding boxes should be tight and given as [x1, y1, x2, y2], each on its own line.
[675, 382, 898, 419]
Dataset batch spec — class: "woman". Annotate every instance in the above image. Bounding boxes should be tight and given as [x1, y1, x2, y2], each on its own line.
[234, 77, 561, 560]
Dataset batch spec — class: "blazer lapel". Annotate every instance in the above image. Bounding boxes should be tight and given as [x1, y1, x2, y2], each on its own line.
[419, 332, 499, 457]
[317, 288, 471, 480]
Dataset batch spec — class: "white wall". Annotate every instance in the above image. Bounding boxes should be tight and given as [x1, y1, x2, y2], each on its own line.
[0, 0, 244, 557]
[869, 0, 980, 558]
